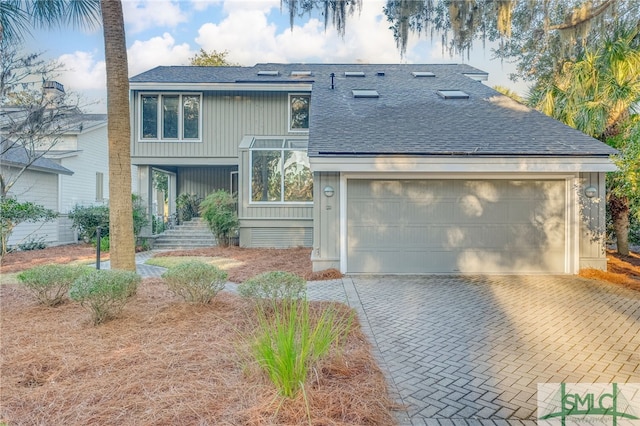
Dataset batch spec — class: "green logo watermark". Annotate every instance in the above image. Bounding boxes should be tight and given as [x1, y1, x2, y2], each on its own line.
[538, 383, 640, 426]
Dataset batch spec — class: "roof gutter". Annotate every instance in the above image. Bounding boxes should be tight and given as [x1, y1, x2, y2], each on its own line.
[129, 82, 312, 92]
[309, 155, 617, 173]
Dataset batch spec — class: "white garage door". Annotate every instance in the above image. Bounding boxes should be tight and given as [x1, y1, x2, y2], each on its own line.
[347, 179, 566, 274]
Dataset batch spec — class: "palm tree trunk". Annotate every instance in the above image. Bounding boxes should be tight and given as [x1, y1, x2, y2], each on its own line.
[101, 0, 135, 271]
[609, 193, 630, 256]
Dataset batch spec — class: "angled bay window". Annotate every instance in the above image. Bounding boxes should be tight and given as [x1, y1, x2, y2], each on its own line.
[251, 138, 312, 203]
[139, 93, 201, 141]
[289, 94, 310, 131]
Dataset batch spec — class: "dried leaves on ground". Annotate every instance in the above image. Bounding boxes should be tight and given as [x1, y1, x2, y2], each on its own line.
[579, 249, 640, 292]
[0, 279, 398, 425]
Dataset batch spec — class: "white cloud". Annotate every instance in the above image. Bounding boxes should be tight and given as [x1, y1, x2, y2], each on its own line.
[58, 51, 106, 91]
[127, 33, 194, 76]
[195, 9, 282, 64]
[194, 0, 408, 65]
[123, 0, 188, 33]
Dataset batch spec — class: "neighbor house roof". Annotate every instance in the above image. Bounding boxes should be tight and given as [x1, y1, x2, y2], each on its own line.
[129, 63, 617, 158]
[0, 143, 73, 175]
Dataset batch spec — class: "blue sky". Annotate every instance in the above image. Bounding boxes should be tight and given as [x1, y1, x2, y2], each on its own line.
[22, 0, 530, 113]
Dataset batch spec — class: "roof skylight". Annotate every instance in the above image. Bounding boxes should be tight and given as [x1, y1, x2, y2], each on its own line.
[463, 73, 488, 81]
[291, 71, 312, 76]
[352, 90, 379, 98]
[436, 90, 470, 99]
[257, 70, 279, 76]
[412, 71, 435, 77]
[345, 71, 365, 77]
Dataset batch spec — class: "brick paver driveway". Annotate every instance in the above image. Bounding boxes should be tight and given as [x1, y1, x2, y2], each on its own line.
[334, 275, 640, 425]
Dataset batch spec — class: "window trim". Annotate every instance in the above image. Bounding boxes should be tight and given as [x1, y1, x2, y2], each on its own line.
[288, 93, 310, 133]
[138, 92, 202, 142]
[249, 137, 313, 205]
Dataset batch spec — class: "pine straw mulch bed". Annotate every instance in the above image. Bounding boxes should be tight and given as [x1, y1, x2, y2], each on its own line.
[0, 244, 343, 283]
[0, 279, 399, 425]
[579, 249, 640, 292]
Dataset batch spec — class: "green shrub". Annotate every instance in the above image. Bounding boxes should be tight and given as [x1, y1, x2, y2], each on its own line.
[69, 204, 110, 241]
[239, 271, 306, 302]
[17, 264, 92, 306]
[69, 269, 140, 324]
[91, 235, 110, 252]
[200, 190, 238, 247]
[1, 197, 57, 256]
[176, 193, 201, 223]
[131, 194, 149, 236]
[69, 195, 149, 242]
[16, 236, 47, 251]
[252, 299, 354, 398]
[161, 260, 227, 304]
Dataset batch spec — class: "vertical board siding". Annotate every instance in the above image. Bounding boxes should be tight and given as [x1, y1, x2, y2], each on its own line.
[313, 172, 340, 259]
[579, 172, 606, 260]
[177, 166, 237, 198]
[132, 91, 290, 159]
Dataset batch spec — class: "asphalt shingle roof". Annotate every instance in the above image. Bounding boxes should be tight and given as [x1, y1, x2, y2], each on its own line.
[129, 63, 616, 158]
[1, 143, 73, 175]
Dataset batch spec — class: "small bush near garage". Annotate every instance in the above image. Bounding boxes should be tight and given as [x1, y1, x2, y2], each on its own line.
[161, 260, 227, 304]
[69, 270, 140, 325]
[238, 271, 306, 302]
[17, 264, 93, 307]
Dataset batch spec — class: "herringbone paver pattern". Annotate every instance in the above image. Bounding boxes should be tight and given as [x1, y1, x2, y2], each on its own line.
[346, 275, 640, 425]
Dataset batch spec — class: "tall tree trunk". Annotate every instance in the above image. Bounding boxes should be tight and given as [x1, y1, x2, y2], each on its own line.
[609, 193, 630, 256]
[101, 0, 135, 271]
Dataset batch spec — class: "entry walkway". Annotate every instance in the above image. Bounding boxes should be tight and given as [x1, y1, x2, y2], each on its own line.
[128, 254, 640, 425]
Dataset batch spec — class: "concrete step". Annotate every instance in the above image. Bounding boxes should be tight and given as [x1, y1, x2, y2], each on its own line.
[153, 217, 217, 250]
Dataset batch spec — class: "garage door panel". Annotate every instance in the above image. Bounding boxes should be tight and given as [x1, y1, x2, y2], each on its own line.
[347, 179, 566, 274]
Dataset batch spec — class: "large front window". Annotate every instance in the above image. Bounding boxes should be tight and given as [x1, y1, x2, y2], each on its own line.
[140, 93, 201, 141]
[251, 138, 312, 203]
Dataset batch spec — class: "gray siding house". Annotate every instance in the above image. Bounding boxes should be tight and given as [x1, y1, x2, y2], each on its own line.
[129, 63, 616, 275]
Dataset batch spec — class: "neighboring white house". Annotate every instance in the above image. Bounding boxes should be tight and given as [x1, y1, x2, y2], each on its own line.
[1, 82, 109, 248]
[47, 113, 109, 243]
[1, 144, 73, 247]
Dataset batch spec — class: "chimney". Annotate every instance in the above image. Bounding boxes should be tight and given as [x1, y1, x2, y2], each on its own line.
[43, 80, 65, 107]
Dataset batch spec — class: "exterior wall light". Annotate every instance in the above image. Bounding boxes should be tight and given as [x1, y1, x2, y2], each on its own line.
[323, 186, 335, 197]
[584, 186, 598, 198]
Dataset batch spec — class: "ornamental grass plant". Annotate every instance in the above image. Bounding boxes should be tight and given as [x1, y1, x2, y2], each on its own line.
[252, 298, 354, 400]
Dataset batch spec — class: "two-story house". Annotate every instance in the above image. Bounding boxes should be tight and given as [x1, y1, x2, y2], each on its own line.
[129, 63, 616, 275]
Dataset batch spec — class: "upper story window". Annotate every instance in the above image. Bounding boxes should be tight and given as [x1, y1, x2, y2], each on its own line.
[250, 138, 312, 204]
[140, 93, 201, 141]
[289, 94, 310, 132]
